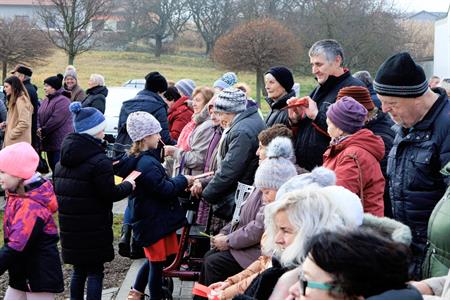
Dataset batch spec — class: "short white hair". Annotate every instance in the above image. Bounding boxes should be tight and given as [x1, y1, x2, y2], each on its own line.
[263, 187, 358, 268]
[89, 74, 105, 86]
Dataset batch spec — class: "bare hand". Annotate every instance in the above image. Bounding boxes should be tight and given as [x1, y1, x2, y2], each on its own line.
[304, 96, 318, 120]
[124, 178, 136, 190]
[209, 281, 231, 291]
[164, 145, 177, 157]
[213, 234, 229, 251]
[287, 97, 305, 124]
[0, 121, 6, 130]
[190, 180, 203, 197]
[409, 281, 434, 295]
[184, 175, 195, 187]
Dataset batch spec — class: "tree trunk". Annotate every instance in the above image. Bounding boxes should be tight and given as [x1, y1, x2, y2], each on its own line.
[256, 68, 262, 105]
[2, 61, 7, 83]
[68, 53, 75, 65]
[155, 36, 162, 58]
[205, 40, 213, 57]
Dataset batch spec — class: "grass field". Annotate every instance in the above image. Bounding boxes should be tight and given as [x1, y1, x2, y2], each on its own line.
[30, 50, 317, 112]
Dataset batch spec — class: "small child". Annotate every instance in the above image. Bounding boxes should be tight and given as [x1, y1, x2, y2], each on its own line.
[0, 142, 64, 299]
[125, 111, 194, 300]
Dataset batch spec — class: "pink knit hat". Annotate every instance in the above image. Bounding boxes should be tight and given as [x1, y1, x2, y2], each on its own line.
[0, 142, 39, 179]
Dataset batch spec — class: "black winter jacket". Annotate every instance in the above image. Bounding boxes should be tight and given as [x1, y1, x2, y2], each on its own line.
[81, 85, 108, 113]
[116, 89, 175, 147]
[54, 133, 133, 265]
[294, 71, 364, 170]
[127, 150, 188, 247]
[23, 79, 40, 149]
[388, 90, 450, 257]
[202, 106, 266, 220]
[264, 89, 296, 127]
[365, 110, 395, 217]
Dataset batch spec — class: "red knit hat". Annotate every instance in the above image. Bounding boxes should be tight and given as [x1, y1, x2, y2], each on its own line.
[337, 86, 375, 111]
[0, 142, 39, 179]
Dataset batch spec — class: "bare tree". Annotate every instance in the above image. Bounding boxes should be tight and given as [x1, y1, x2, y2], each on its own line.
[125, 0, 190, 57]
[214, 18, 302, 103]
[0, 18, 53, 81]
[187, 0, 236, 56]
[36, 0, 112, 65]
[401, 19, 434, 59]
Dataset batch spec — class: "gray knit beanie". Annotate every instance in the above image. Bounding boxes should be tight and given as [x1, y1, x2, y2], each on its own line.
[175, 79, 196, 98]
[126, 111, 162, 142]
[254, 137, 297, 190]
[275, 167, 336, 201]
[214, 87, 247, 113]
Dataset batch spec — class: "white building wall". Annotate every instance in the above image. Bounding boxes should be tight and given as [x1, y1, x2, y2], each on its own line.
[434, 8, 450, 78]
[0, 5, 38, 20]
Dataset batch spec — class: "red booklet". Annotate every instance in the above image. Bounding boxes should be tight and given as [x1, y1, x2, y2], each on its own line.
[124, 170, 141, 182]
[192, 283, 219, 299]
[282, 98, 309, 110]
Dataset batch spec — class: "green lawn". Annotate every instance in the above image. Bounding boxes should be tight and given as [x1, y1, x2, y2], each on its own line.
[31, 50, 316, 113]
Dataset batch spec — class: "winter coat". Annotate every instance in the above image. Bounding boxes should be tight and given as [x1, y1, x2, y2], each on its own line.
[128, 150, 188, 247]
[168, 95, 193, 141]
[365, 109, 395, 217]
[0, 175, 64, 293]
[366, 286, 424, 300]
[37, 88, 73, 152]
[65, 84, 86, 102]
[173, 107, 214, 176]
[323, 129, 386, 216]
[202, 106, 266, 220]
[294, 71, 365, 171]
[264, 90, 296, 127]
[423, 163, 450, 278]
[81, 85, 107, 114]
[54, 133, 133, 265]
[23, 79, 39, 149]
[4, 94, 33, 147]
[388, 90, 450, 259]
[423, 270, 450, 300]
[116, 89, 175, 146]
[217, 188, 265, 269]
[221, 256, 271, 300]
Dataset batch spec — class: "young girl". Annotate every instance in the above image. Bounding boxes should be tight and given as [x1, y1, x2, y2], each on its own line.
[0, 142, 64, 299]
[125, 111, 194, 300]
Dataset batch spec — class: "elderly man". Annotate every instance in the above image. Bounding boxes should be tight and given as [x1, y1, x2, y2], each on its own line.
[374, 52, 450, 278]
[11, 64, 40, 150]
[288, 39, 364, 170]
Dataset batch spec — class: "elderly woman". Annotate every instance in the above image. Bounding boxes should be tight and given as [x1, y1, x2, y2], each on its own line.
[164, 86, 215, 175]
[64, 66, 86, 102]
[81, 74, 107, 113]
[38, 74, 73, 171]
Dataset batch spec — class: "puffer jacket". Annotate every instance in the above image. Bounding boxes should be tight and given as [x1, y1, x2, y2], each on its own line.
[0, 175, 64, 293]
[168, 95, 193, 141]
[388, 90, 450, 260]
[423, 162, 450, 278]
[323, 129, 386, 216]
[81, 85, 108, 113]
[264, 90, 295, 127]
[202, 106, 266, 220]
[294, 71, 364, 171]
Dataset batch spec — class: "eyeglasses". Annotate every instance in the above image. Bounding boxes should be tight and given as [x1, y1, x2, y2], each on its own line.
[299, 279, 333, 296]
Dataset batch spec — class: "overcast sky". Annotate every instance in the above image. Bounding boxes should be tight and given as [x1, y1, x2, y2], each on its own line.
[394, 0, 450, 12]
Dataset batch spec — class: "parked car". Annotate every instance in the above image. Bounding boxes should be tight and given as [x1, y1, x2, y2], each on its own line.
[104, 86, 140, 142]
[122, 79, 145, 89]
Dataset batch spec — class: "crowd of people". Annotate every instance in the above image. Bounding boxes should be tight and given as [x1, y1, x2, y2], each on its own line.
[0, 38, 448, 300]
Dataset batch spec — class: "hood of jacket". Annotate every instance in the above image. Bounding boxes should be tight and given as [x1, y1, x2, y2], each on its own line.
[361, 213, 412, 246]
[169, 96, 192, 114]
[59, 133, 105, 167]
[329, 129, 385, 162]
[86, 85, 108, 97]
[229, 106, 259, 130]
[8, 176, 58, 214]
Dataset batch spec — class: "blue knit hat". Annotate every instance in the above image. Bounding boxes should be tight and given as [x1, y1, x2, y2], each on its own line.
[175, 79, 196, 98]
[69, 102, 107, 136]
[213, 72, 238, 90]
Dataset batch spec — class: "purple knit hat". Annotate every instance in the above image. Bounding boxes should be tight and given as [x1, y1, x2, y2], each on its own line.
[326, 96, 368, 134]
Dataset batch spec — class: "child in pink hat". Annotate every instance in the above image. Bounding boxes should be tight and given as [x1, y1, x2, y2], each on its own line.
[0, 142, 63, 299]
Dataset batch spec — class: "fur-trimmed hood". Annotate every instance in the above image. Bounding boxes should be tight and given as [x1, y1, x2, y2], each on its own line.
[361, 213, 412, 246]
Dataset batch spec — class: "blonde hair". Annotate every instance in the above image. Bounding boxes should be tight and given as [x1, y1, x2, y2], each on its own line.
[263, 187, 355, 267]
[128, 140, 146, 157]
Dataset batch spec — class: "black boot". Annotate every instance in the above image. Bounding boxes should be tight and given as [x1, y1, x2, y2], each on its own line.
[130, 237, 145, 259]
[118, 224, 131, 257]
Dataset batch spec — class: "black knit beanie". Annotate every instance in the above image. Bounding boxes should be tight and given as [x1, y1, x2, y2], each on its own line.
[373, 52, 428, 98]
[265, 66, 294, 93]
[145, 72, 168, 93]
[44, 74, 64, 90]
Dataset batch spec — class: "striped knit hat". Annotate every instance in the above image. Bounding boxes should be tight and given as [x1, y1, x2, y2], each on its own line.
[373, 52, 428, 98]
[214, 87, 247, 113]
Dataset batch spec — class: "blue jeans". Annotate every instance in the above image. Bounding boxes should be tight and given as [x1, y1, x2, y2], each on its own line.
[134, 260, 164, 300]
[124, 201, 132, 225]
[70, 264, 104, 300]
[47, 150, 61, 172]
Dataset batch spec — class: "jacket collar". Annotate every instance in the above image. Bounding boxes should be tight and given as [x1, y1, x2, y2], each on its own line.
[313, 70, 352, 94]
[228, 106, 258, 131]
[266, 89, 296, 110]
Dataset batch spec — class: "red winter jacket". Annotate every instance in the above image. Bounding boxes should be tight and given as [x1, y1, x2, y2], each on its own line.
[323, 128, 385, 217]
[167, 96, 193, 141]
